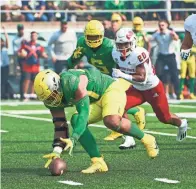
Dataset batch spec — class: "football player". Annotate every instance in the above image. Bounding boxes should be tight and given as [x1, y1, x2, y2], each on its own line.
[112, 28, 188, 146]
[34, 68, 159, 174]
[181, 14, 196, 61]
[180, 45, 196, 99]
[67, 20, 145, 144]
[132, 16, 151, 53]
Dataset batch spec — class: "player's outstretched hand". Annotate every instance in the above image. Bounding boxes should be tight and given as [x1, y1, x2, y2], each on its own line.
[112, 68, 124, 78]
[60, 137, 75, 156]
[43, 152, 60, 168]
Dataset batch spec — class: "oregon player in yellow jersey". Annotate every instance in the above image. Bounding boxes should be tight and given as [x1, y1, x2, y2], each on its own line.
[34, 68, 159, 174]
[180, 45, 196, 99]
[67, 20, 146, 143]
[132, 17, 151, 52]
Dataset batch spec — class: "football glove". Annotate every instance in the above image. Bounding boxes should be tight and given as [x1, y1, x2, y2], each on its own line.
[60, 137, 76, 156]
[43, 152, 60, 168]
[180, 49, 191, 61]
[112, 68, 124, 78]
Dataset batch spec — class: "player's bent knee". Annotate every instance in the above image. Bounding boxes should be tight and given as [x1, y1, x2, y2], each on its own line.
[103, 115, 121, 131]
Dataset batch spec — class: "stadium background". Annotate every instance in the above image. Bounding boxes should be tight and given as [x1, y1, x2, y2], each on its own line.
[1, 0, 196, 100]
[1, 1, 196, 189]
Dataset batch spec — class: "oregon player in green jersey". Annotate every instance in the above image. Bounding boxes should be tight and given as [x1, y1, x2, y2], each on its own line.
[133, 17, 151, 52]
[68, 20, 146, 143]
[34, 68, 159, 174]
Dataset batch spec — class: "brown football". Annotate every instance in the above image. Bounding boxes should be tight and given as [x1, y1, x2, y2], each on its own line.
[49, 158, 67, 176]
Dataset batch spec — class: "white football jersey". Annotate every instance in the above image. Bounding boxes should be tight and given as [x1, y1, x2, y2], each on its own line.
[112, 47, 159, 91]
[184, 14, 196, 45]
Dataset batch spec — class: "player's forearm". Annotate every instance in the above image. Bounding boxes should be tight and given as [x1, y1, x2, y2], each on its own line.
[120, 72, 146, 84]
[72, 96, 90, 141]
[51, 110, 69, 153]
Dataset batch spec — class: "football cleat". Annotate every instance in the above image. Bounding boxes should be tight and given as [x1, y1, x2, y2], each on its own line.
[179, 93, 184, 100]
[176, 119, 188, 141]
[104, 131, 123, 141]
[141, 134, 159, 159]
[190, 93, 196, 99]
[81, 157, 108, 174]
[119, 136, 136, 150]
[134, 107, 146, 130]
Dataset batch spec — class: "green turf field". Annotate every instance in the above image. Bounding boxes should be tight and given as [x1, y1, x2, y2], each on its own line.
[1, 101, 196, 189]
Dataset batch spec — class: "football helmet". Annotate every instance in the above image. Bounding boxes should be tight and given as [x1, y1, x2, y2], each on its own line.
[133, 17, 144, 32]
[84, 20, 104, 48]
[34, 69, 63, 107]
[111, 13, 122, 27]
[115, 28, 137, 58]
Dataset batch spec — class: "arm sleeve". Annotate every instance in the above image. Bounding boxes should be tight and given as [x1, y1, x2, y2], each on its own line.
[68, 38, 85, 69]
[71, 95, 90, 141]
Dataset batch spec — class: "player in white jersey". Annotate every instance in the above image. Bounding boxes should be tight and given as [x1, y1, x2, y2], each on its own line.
[181, 14, 196, 60]
[112, 28, 188, 148]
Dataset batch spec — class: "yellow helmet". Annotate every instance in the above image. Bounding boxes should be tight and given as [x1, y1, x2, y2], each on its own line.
[34, 69, 63, 107]
[84, 20, 104, 48]
[133, 17, 144, 31]
[111, 13, 122, 27]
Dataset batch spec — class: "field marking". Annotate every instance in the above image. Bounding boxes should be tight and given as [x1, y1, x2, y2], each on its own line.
[147, 112, 196, 119]
[0, 130, 8, 133]
[1, 100, 196, 106]
[58, 180, 83, 186]
[154, 178, 180, 184]
[2, 110, 196, 118]
[2, 110, 68, 115]
[1, 113, 196, 140]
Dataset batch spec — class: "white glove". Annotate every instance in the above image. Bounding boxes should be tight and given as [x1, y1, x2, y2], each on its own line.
[112, 68, 124, 78]
[181, 49, 191, 61]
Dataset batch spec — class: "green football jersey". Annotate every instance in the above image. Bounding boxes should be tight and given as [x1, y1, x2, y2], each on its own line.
[46, 68, 115, 110]
[134, 31, 148, 48]
[68, 36, 116, 75]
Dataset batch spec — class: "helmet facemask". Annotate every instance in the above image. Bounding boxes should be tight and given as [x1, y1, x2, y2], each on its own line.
[116, 39, 136, 59]
[85, 34, 103, 48]
[44, 88, 63, 107]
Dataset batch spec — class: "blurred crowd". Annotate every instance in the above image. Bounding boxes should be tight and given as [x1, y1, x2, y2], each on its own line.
[1, 0, 196, 22]
[1, 13, 196, 101]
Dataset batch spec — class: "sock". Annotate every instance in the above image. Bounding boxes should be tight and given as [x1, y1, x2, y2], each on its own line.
[126, 123, 144, 140]
[189, 78, 195, 93]
[180, 78, 185, 93]
[127, 107, 140, 115]
[71, 114, 101, 158]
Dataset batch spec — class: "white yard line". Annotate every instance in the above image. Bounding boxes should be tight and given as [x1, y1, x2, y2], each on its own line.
[1, 99, 196, 106]
[1, 112, 196, 140]
[146, 112, 196, 119]
[58, 180, 83, 186]
[154, 178, 180, 184]
[0, 101, 43, 106]
[0, 130, 8, 133]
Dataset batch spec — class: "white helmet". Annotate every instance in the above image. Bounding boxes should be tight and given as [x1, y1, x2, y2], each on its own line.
[115, 28, 137, 58]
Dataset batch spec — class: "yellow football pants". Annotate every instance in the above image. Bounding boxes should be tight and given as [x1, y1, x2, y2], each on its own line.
[181, 55, 196, 78]
[88, 78, 131, 124]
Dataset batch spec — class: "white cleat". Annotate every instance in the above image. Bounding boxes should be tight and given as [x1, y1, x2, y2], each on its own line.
[176, 119, 188, 141]
[119, 136, 136, 150]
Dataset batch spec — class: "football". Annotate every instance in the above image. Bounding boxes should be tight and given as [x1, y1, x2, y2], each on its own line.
[49, 158, 67, 176]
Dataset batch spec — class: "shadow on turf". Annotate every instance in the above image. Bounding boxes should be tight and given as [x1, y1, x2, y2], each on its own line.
[1, 168, 46, 176]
